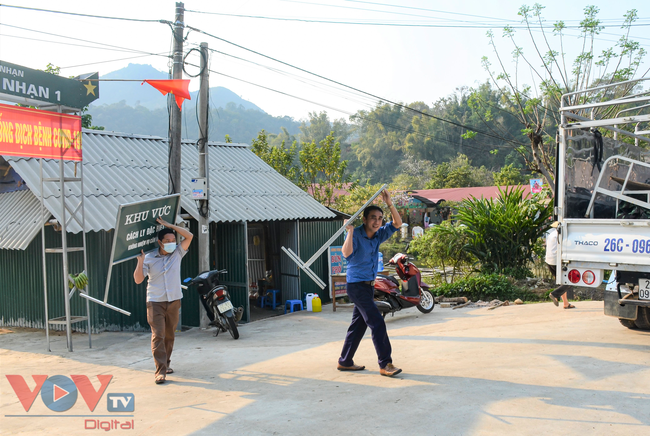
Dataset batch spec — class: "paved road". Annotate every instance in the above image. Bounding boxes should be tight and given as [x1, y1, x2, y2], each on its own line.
[1, 301, 649, 435]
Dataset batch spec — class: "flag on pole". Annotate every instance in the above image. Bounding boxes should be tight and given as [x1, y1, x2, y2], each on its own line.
[143, 80, 191, 110]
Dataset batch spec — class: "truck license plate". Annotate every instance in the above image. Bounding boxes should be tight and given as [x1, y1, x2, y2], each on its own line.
[217, 300, 233, 313]
[640, 279, 650, 300]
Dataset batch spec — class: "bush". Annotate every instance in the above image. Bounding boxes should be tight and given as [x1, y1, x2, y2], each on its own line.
[379, 232, 408, 262]
[408, 221, 475, 283]
[455, 186, 553, 275]
[433, 273, 538, 302]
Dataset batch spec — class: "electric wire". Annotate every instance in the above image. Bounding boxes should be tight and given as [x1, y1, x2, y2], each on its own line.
[183, 10, 650, 29]
[194, 44, 380, 112]
[187, 25, 529, 146]
[0, 4, 167, 23]
[0, 23, 166, 57]
[59, 53, 170, 70]
[198, 63, 511, 154]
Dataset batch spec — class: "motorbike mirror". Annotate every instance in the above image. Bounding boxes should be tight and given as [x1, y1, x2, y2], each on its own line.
[183, 277, 191, 283]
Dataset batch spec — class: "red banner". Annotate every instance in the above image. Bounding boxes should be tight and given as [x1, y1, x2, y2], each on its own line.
[0, 103, 82, 161]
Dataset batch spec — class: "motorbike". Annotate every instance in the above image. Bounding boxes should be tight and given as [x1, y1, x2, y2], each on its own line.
[374, 253, 435, 317]
[183, 269, 240, 339]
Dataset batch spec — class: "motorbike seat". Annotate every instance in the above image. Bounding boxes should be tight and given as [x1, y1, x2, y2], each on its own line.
[383, 275, 401, 287]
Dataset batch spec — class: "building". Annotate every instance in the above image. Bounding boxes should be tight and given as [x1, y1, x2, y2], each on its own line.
[0, 130, 343, 331]
[408, 185, 534, 227]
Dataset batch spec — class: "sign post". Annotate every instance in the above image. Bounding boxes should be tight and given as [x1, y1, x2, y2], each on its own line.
[0, 61, 99, 109]
[103, 195, 181, 304]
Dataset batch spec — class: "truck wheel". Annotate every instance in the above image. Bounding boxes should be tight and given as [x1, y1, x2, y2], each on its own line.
[619, 318, 637, 329]
[634, 307, 650, 330]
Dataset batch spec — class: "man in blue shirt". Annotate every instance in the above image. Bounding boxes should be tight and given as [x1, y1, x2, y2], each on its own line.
[337, 190, 403, 377]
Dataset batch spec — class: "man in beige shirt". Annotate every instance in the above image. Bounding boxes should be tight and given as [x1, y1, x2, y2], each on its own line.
[134, 217, 193, 384]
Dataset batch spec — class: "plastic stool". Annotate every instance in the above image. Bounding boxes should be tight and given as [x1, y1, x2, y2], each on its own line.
[284, 299, 303, 314]
[258, 295, 267, 308]
[263, 289, 281, 310]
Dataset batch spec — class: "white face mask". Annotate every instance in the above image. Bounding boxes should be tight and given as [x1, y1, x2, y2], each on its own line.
[163, 242, 176, 253]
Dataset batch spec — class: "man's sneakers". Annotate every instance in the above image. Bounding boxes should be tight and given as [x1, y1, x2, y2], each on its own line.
[380, 363, 402, 377]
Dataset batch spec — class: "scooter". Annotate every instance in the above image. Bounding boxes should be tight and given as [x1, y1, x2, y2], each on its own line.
[374, 253, 435, 317]
[183, 269, 241, 339]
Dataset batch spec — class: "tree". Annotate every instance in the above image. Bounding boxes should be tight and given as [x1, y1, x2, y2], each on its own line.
[475, 5, 646, 194]
[250, 130, 298, 182]
[299, 111, 350, 146]
[297, 132, 352, 207]
[349, 103, 410, 183]
[408, 221, 475, 284]
[332, 182, 402, 222]
[493, 163, 527, 186]
[392, 154, 434, 189]
[426, 154, 493, 189]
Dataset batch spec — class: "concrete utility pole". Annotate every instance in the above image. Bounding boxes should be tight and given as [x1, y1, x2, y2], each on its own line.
[169, 2, 184, 195]
[197, 42, 211, 328]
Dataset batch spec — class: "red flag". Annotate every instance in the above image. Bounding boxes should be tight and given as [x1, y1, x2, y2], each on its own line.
[143, 79, 191, 110]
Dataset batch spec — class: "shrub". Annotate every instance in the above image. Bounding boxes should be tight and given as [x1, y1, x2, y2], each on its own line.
[408, 221, 475, 283]
[455, 186, 552, 276]
[433, 273, 538, 302]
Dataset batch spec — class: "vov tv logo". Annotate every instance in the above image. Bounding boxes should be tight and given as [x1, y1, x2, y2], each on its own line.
[6, 375, 134, 413]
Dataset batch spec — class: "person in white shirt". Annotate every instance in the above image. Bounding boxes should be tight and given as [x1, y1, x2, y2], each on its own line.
[134, 217, 193, 384]
[545, 223, 574, 309]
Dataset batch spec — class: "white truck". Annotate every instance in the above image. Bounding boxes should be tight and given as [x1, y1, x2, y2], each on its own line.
[557, 78, 650, 329]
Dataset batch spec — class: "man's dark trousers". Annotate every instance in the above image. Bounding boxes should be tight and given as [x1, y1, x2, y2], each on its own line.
[547, 264, 571, 298]
[339, 282, 392, 368]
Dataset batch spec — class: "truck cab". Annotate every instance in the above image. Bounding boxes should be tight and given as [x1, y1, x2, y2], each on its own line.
[557, 78, 650, 329]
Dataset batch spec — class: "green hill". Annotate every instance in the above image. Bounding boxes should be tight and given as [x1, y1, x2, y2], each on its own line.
[87, 64, 301, 143]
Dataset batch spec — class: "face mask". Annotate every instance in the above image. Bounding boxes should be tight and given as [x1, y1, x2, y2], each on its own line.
[163, 242, 176, 253]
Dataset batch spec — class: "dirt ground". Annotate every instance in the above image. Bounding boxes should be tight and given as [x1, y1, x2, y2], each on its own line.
[1, 301, 649, 435]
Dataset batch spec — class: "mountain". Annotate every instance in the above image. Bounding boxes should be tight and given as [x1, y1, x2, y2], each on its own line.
[95, 63, 264, 112]
[87, 101, 301, 144]
[86, 63, 300, 143]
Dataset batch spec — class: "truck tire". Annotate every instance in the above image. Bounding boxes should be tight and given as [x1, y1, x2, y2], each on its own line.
[619, 318, 637, 329]
[634, 307, 650, 330]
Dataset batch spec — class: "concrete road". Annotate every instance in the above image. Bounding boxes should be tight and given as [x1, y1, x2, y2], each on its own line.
[1, 301, 649, 435]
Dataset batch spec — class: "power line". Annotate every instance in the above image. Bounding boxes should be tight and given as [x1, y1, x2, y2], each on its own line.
[0, 23, 165, 57]
[184, 10, 650, 29]
[0, 3, 167, 23]
[196, 62, 510, 154]
[59, 53, 170, 70]
[192, 44, 380, 112]
[0, 33, 168, 57]
[187, 24, 528, 146]
[344, 0, 650, 25]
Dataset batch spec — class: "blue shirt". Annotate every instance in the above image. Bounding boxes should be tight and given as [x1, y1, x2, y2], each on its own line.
[345, 222, 398, 282]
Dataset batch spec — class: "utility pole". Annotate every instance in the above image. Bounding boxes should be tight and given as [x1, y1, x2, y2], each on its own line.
[197, 42, 211, 328]
[169, 2, 184, 195]
[170, 2, 184, 331]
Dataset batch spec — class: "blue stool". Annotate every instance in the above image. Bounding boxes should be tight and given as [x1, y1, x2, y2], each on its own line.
[284, 299, 303, 314]
[258, 295, 267, 308]
[263, 289, 281, 310]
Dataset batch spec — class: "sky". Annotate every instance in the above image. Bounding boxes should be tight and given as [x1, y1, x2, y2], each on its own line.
[1, 0, 648, 121]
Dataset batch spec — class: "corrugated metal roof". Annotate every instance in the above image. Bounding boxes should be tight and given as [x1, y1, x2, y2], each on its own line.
[0, 189, 49, 250]
[3, 129, 334, 247]
[410, 185, 533, 206]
